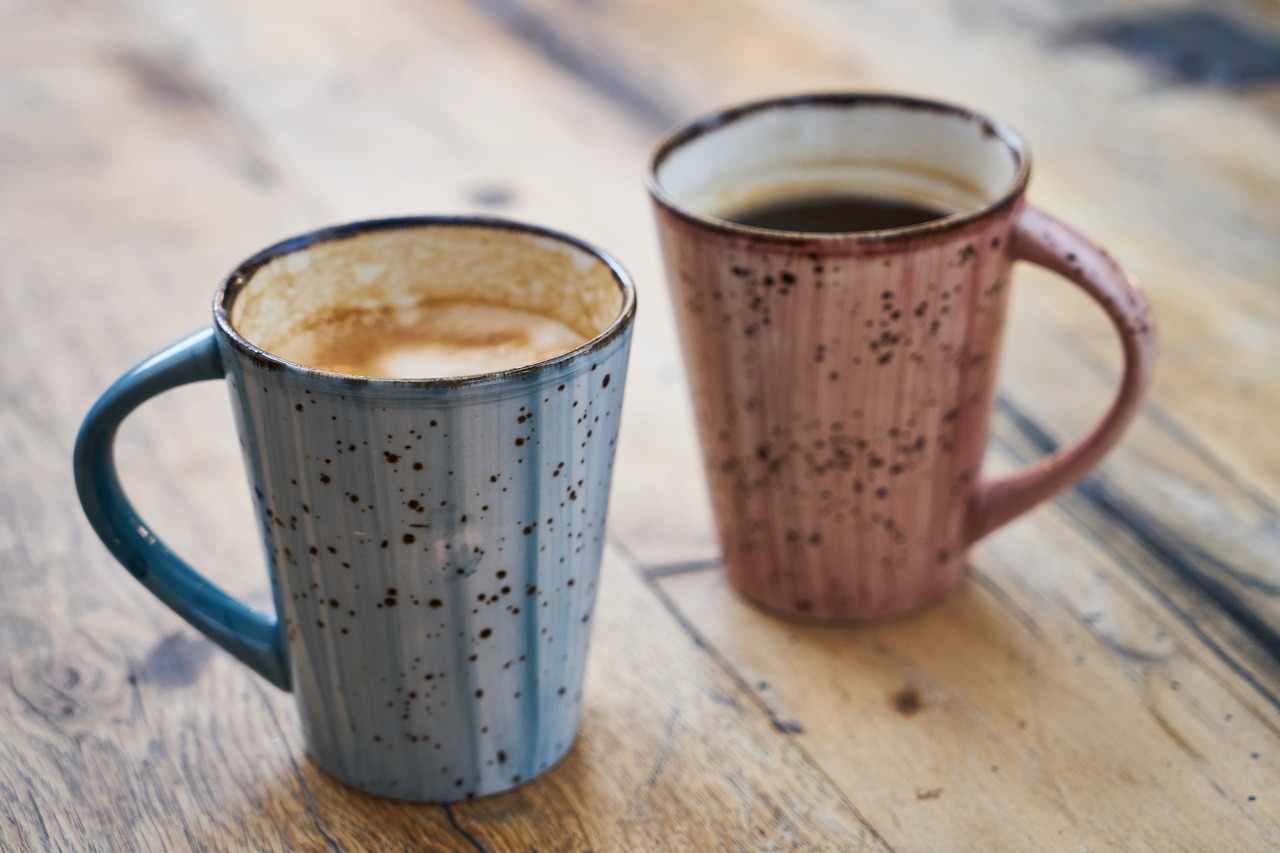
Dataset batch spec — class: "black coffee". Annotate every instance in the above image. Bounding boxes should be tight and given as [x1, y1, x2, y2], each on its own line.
[726, 193, 949, 233]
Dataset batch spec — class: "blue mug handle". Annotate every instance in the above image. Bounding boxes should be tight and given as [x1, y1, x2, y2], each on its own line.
[73, 328, 291, 690]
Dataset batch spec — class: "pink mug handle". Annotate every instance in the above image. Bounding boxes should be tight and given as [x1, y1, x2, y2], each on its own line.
[966, 206, 1158, 542]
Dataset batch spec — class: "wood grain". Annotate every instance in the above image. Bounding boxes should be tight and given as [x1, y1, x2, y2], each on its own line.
[2, 0, 1278, 847]
[657, 556, 1280, 851]
[655, 404, 1280, 849]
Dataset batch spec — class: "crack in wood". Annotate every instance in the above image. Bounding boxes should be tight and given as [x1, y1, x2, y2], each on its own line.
[1148, 704, 1206, 764]
[647, 705, 681, 785]
[109, 47, 278, 187]
[995, 396, 1280, 714]
[470, 0, 680, 132]
[443, 803, 489, 852]
[1063, 9, 1280, 88]
[645, 559, 721, 579]
[249, 680, 343, 852]
[638, 569, 893, 849]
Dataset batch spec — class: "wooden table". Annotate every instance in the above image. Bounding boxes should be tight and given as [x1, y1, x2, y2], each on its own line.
[3, 0, 1278, 848]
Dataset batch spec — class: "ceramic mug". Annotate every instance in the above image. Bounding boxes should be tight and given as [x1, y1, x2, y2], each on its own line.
[647, 93, 1156, 622]
[74, 217, 636, 801]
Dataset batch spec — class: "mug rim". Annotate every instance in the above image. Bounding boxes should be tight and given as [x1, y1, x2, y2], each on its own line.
[644, 92, 1032, 243]
[213, 215, 637, 387]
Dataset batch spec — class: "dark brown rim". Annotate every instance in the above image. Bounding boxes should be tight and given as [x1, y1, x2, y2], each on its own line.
[644, 92, 1031, 243]
[213, 216, 637, 386]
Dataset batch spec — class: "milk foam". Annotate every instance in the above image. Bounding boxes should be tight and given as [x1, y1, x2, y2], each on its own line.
[274, 300, 590, 379]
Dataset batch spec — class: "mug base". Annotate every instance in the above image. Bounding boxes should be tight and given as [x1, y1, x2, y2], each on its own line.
[725, 562, 972, 625]
[304, 731, 580, 803]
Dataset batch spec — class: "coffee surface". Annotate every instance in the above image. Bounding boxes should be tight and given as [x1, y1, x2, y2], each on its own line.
[725, 192, 948, 233]
[272, 300, 591, 378]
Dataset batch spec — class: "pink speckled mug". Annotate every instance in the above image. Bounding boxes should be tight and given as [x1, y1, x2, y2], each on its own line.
[646, 94, 1157, 621]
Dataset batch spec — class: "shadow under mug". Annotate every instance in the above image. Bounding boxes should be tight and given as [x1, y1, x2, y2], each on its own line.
[647, 93, 1157, 622]
[74, 217, 636, 801]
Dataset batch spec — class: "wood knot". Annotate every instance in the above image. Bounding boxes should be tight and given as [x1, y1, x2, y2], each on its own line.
[892, 686, 923, 716]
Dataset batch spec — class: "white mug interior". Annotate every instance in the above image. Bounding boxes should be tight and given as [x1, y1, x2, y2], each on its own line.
[651, 95, 1027, 228]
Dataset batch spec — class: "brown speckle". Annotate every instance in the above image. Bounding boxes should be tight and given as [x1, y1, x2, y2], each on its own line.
[893, 687, 922, 715]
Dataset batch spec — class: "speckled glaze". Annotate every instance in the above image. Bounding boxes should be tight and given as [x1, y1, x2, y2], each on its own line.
[75, 218, 636, 801]
[647, 95, 1156, 622]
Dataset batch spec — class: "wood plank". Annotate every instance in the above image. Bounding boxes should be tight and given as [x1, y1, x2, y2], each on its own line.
[655, 516, 1280, 850]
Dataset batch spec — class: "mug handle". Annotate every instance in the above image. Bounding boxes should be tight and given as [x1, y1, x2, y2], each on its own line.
[965, 206, 1158, 542]
[73, 328, 291, 690]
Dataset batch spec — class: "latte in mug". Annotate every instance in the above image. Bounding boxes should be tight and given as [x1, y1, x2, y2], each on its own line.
[232, 224, 615, 379]
[268, 300, 590, 379]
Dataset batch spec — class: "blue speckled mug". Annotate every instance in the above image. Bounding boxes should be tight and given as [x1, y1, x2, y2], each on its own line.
[74, 217, 636, 801]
